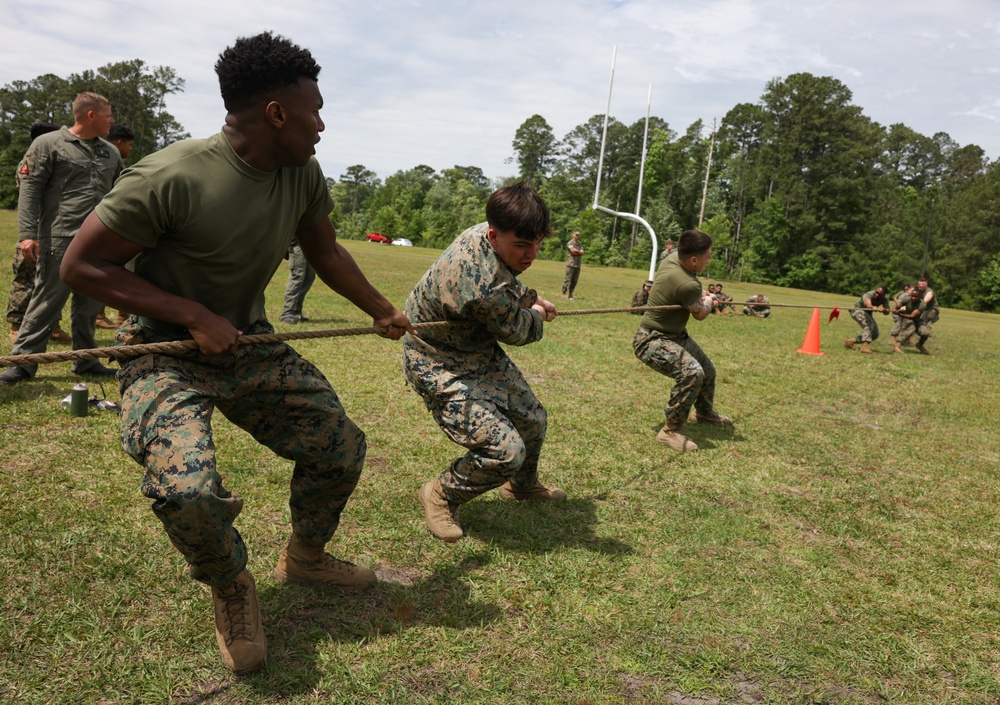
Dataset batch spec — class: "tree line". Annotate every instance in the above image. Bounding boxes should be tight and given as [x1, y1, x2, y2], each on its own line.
[332, 73, 1000, 312]
[4, 64, 998, 311]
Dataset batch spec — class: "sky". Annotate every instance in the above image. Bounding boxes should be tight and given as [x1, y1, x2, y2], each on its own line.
[3, 0, 1000, 183]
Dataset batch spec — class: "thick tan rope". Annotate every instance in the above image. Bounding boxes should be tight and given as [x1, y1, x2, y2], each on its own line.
[0, 302, 882, 369]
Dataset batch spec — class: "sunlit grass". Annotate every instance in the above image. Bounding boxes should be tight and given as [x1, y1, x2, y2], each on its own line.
[2, 209, 1000, 703]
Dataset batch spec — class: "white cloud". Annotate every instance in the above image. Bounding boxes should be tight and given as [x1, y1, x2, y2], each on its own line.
[3, 0, 1000, 180]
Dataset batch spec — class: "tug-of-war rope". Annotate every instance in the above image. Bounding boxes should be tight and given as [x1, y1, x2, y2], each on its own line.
[0, 302, 869, 370]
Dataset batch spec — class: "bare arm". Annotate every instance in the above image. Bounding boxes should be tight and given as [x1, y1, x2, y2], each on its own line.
[296, 218, 413, 339]
[689, 294, 715, 321]
[61, 211, 243, 355]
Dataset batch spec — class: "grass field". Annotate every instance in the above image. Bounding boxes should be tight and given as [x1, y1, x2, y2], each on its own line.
[2, 208, 1000, 704]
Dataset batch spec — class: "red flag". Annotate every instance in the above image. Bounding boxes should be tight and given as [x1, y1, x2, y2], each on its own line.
[827, 306, 840, 324]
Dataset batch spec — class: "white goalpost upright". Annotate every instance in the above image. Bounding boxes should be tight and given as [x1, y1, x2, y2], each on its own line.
[591, 46, 660, 282]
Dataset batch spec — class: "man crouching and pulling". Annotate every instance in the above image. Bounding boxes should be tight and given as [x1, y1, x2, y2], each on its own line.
[403, 181, 564, 543]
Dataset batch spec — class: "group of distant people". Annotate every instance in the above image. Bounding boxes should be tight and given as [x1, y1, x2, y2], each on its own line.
[631, 280, 770, 320]
[844, 278, 938, 354]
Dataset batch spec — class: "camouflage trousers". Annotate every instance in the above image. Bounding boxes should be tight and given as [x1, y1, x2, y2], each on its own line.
[116, 318, 366, 587]
[6, 243, 35, 327]
[890, 312, 902, 338]
[633, 327, 716, 428]
[918, 307, 939, 338]
[562, 265, 580, 296]
[849, 309, 880, 343]
[413, 354, 547, 505]
[896, 317, 917, 342]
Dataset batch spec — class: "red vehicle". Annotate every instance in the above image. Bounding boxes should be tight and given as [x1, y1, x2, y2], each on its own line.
[365, 231, 392, 244]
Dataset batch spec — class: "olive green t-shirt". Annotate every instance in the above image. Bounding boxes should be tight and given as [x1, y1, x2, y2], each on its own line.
[638, 251, 703, 335]
[95, 131, 334, 333]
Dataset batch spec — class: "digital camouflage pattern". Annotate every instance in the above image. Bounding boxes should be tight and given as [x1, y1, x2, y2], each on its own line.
[633, 327, 717, 428]
[630, 286, 650, 312]
[849, 308, 881, 343]
[116, 318, 365, 587]
[742, 296, 770, 317]
[917, 306, 939, 338]
[6, 244, 34, 327]
[894, 297, 925, 342]
[403, 222, 548, 504]
[890, 290, 910, 338]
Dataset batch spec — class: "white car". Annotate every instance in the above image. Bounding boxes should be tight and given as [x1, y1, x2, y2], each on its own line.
[391, 238, 413, 247]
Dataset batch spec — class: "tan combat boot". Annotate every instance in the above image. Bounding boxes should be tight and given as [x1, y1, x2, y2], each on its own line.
[859, 342, 875, 354]
[95, 309, 117, 329]
[9, 325, 17, 346]
[498, 480, 567, 502]
[916, 340, 929, 355]
[695, 410, 734, 426]
[890, 337, 903, 354]
[418, 477, 463, 543]
[655, 424, 698, 452]
[50, 325, 71, 342]
[843, 338, 856, 350]
[273, 536, 376, 591]
[212, 569, 267, 674]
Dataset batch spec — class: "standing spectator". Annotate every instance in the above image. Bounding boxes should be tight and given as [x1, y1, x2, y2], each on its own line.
[633, 229, 732, 453]
[7, 121, 72, 345]
[61, 32, 412, 674]
[403, 181, 564, 544]
[915, 277, 939, 355]
[1, 93, 123, 385]
[561, 230, 584, 299]
[630, 279, 653, 312]
[844, 286, 890, 354]
[279, 238, 316, 323]
[742, 294, 770, 317]
[95, 124, 138, 329]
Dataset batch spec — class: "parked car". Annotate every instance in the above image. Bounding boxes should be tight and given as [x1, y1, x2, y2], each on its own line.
[365, 232, 392, 244]
[391, 238, 413, 247]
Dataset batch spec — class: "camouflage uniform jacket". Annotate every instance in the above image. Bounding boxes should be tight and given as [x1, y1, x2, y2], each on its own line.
[403, 222, 544, 404]
[630, 287, 650, 310]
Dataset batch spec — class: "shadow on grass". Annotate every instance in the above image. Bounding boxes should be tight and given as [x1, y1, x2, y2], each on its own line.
[246, 554, 499, 697]
[461, 496, 633, 555]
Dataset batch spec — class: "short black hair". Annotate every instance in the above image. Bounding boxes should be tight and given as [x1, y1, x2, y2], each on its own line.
[677, 229, 712, 258]
[30, 121, 59, 141]
[108, 124, 136, 142]
[485, 180, 551, 242]
[215, 31, 321, 112]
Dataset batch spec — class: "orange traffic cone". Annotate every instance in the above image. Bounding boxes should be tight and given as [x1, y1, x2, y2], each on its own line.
[797, 307, 824, 356]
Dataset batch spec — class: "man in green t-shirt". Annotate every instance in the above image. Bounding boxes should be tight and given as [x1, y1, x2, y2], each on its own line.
[633, 229, 733, 452]
[915, 277, 939, 354]
[891, 288, 925, 353]
[62, 32, 412, 676]
[845, 286, 890, 354]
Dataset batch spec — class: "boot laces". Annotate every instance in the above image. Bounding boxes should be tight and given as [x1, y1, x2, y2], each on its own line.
[217, 581, 251, 644]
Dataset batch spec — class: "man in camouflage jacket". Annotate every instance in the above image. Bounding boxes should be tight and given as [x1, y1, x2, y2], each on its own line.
[403, 181, 564, 543]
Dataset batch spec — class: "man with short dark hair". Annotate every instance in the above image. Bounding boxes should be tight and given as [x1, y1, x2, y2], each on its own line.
[633, 229, 732, 453]
[404, 181, 563, 544]
[61, 32, 412, 674]
[845, 285, 890, 354]
[891, 288, 925, 353]
[95, 124, 139, 329]
[1, 94, 123, 384]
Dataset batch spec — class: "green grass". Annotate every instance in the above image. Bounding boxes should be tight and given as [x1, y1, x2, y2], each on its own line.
[2, 207, 1000, 704]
